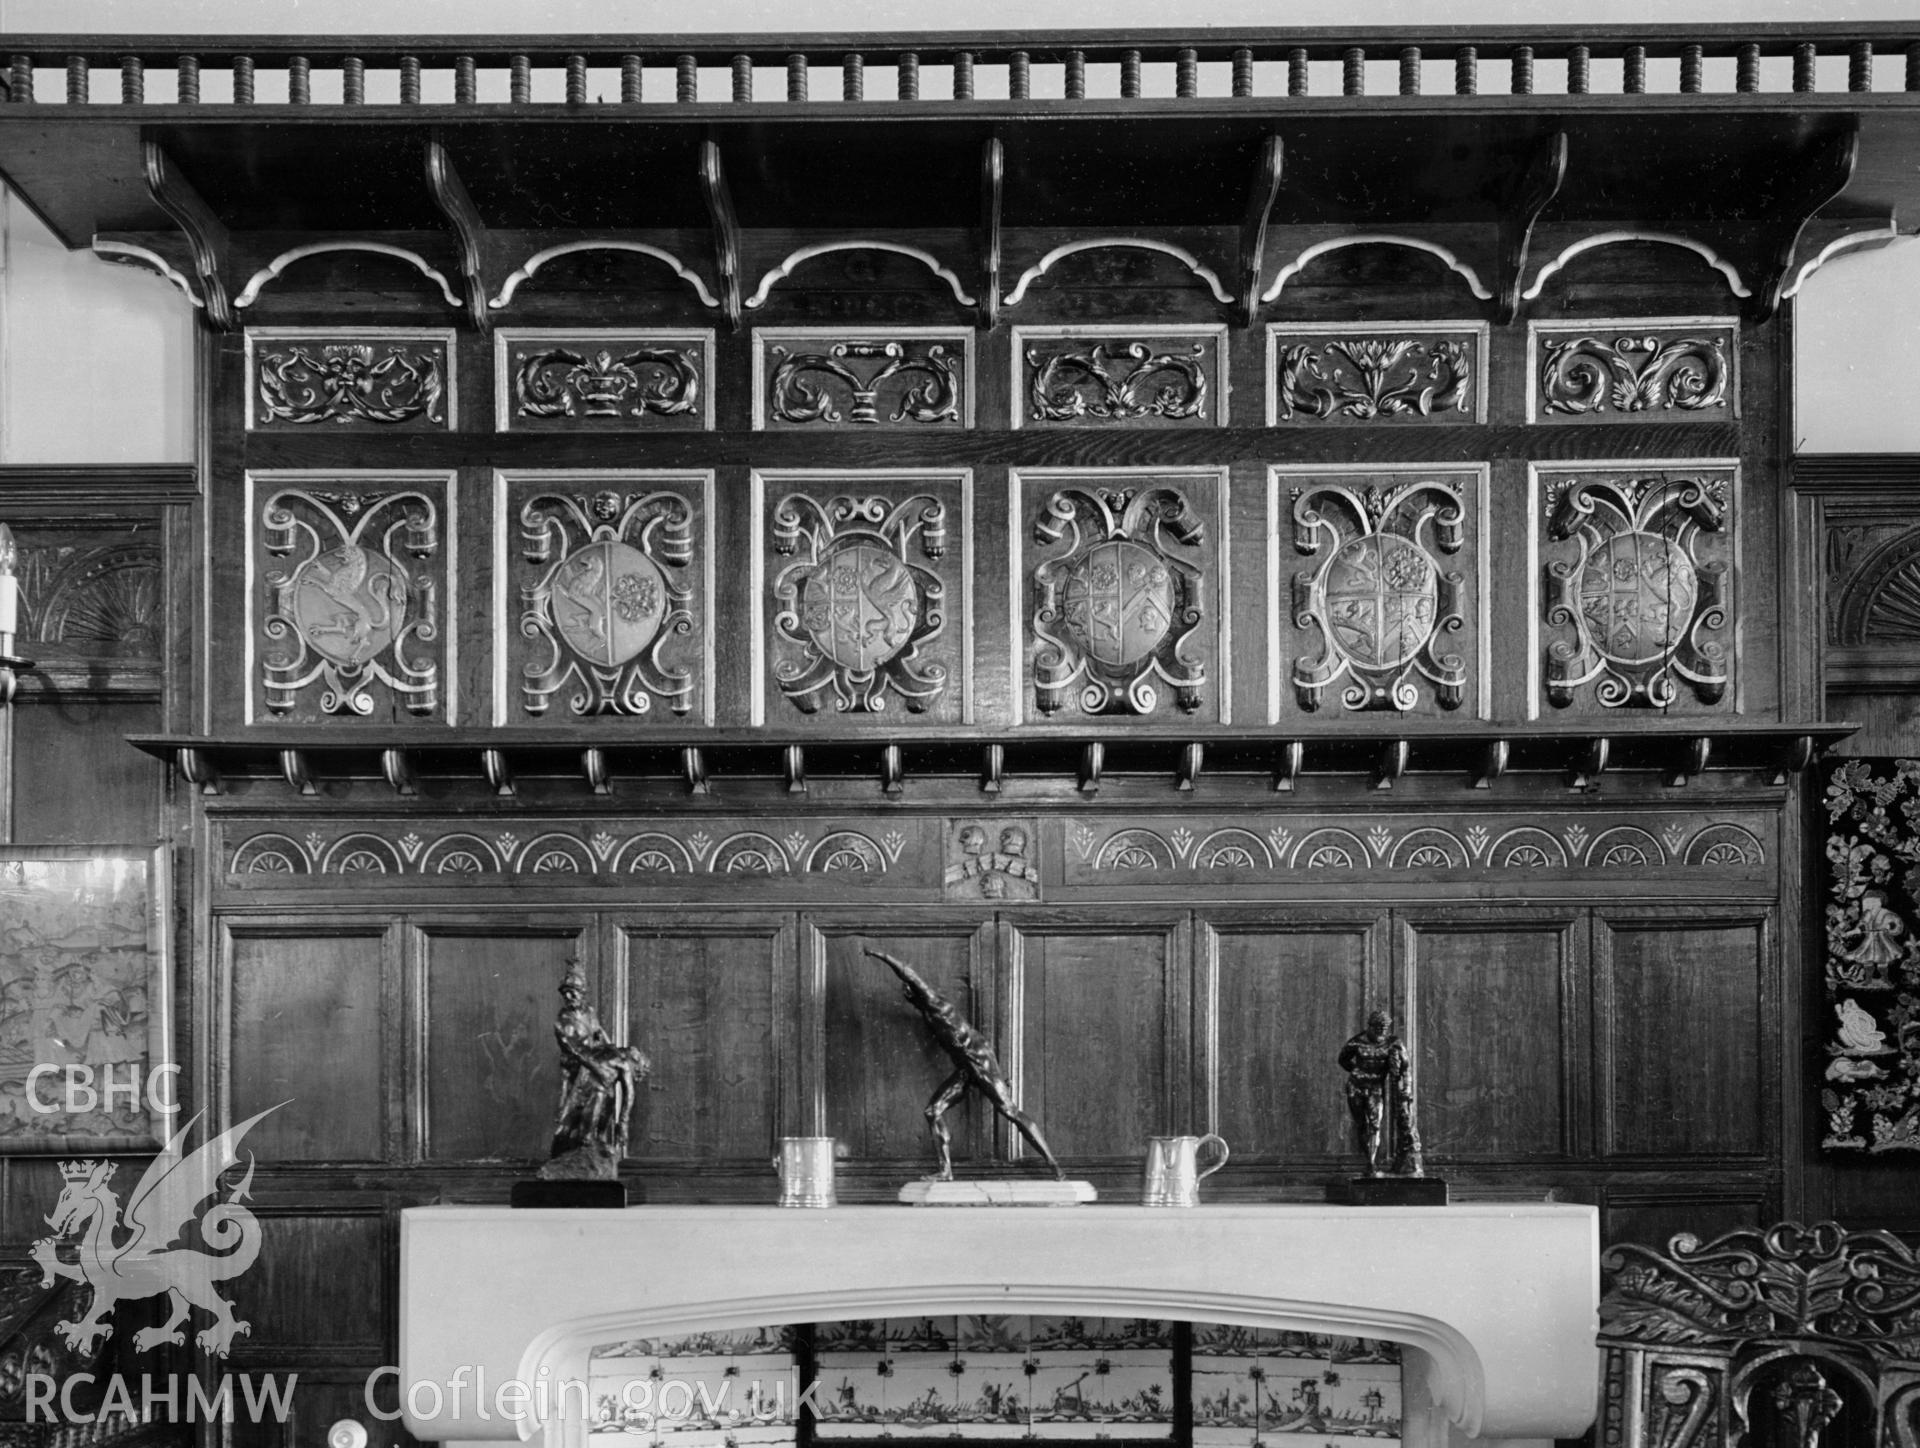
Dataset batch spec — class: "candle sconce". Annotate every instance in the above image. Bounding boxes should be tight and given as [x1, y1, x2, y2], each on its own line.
[0, 524, 34, 706]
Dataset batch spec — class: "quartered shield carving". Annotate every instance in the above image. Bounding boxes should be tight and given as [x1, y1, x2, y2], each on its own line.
[1032, 485, 1206, 715]
[770, 493, 949, 713]
[1292, 479, 1467, 711]
[1543, 471, 1731, 708]
[520, 489, 697, 716]
[260, 486, 441, 716]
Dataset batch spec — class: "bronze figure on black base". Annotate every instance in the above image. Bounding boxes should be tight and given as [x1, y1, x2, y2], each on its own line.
[513, 961, 651, 1207]
[1332, 1009, 1447, 1206]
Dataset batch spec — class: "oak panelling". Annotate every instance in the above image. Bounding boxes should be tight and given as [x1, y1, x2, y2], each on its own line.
[1008, 914, 1189, 1161]
[1598, 912, 1770, 1158]
[222, 923, 391, 1163]
[621, 915, 791, 1161]
[812, 917, 994, 1164]
[226, 1209, 386, 1352]
[10, 699, 162, 844]
[417, 922, 592, 1163]
[1199, 911, 1389, 1161]
[1601, 1188, 1766, 1250]
[225, 1377, 410, 1448]
[1401, 913, 1583, 1161]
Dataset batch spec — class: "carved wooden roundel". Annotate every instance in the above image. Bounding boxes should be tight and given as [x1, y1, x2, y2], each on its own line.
[289, 543, 408, 668]
[547, 539, 667, 668]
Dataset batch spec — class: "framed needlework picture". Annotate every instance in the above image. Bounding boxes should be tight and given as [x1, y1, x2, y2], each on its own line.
[0, 847, 173, 1153]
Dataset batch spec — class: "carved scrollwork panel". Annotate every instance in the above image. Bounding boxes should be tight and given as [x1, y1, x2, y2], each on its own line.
[1530, 318, 1737, 423]
[1013, 327, 1227, 429]
[496, 330, 713, 431]
[1266, 324, 1487, 426]
[245, 329, 454, 430]
[502, 472, 712, 724]
[1271, 464, 1487, 718]
[1016, 468, 1225, 722]
[754, 329, 971, 430]
[1536, 463, 1737, 713]
[754, 471, 971, 726]
[247, 471, 453, 723]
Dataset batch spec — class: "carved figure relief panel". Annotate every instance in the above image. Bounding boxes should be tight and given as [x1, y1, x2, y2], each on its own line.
[1269, 464, 1488, 719]
[753, 329, 971, 430]
[1533, 462, 1738, 714]
[1012, 468, 1227, 723]
[496, 471, 713, 724]
[495, 330, 712, 431]
[1265, 324, 1487, 426]
[244, 328, 454, 430]
[8, 518, 164, 690]
[1012, 327, 1228, 429]
[245, 470, 455, 724]
[751, 471, 971, 725]
[1527, 318, 1737, 424]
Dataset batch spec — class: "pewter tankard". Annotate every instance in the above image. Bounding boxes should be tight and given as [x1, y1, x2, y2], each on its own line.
[1141, 1134, 1229, 1206]
[773, 1136, 840, 1208]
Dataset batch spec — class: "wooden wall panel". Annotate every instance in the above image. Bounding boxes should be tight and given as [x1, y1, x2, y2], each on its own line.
[1601, 914, 1768, 1157]
[227, 1210, 386, 1351]
[10, 700, 162, 844]
[224, 926, 388, 1163]
[623, 916, 789, 1161]
[420, 924, 590, 1163]
[1202, 914, 1385, 1159]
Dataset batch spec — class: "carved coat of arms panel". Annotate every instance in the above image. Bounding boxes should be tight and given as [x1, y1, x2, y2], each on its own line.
[1265, 323, 1487, 426]
[498, 471, 714, 725]
[1269, 464, 1488, 719]
[245, 328, 455, 431]
[1013, 468, 1227, 723]
[1533, 461, 1738, 714]
[1014, 327, 1229, 429]
[753, 329, 972, 430]
[495, 330, 713, 431]
[1528, 317, 1738, 424]
[751, 471, 972, 727]
[244, 470, 456, 724]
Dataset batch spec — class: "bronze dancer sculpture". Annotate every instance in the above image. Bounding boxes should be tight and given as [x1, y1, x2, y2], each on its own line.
[865, 948, 1064, 1180]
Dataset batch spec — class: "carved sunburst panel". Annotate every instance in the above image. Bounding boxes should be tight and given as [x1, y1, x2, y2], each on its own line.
[1829, 522, 1920, 647]
[244, 327, 456, 431]
[10, 521, 164, 666]
[753, 328, 972, 430]
[1012, 326, 1228, 429]
[1527, 316, 1738, 424]
[495, 329, 714, 432]
[1265, 323, 1487, 426]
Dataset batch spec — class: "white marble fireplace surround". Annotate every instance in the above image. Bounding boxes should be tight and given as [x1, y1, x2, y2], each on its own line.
[400, 1203, 1599, 1448]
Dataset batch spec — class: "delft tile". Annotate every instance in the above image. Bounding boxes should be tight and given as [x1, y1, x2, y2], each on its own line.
[960, 1314, 1029, 1353]
[885, 1315, 957, 1353]
[816, 1320, 886, 1353]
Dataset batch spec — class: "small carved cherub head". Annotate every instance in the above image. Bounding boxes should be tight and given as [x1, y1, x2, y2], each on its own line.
[590, 490, 623, 523]
[999, 826, 1029, 859]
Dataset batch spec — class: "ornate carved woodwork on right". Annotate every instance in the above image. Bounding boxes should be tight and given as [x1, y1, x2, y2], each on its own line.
[244, 328, 454, 430]
[1527, 317, 1737, 423]
[753, 329, 971, 430]
[751, 471, 971, 726]
[1819, 490, 1920, 690]
[1264, 323, 1486, 426]
[498, 471, 713, 724]
[1533, 462, 1738, 714]
[246, 471, 454, 724]
[1012, 326, 1227, 429]
[494, 330, 712, 431]
[1013, 468, 1226, 723]
[1270, 464, 1488, 719]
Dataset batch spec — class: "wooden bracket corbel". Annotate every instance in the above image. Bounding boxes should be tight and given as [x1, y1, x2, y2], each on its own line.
[1374, 740, 1410, 791]
[1078, 742, 1104, 796]
[1747, 124, 1858, 323]
[980, 743, 1004, 795]
[144, 140, 234, 331]
[979, 136, 1003, 330]
[1176, 743, 1204, 792]
[699, 139, 743, 331]
[1568, 737, 1610, 790]
[880, 744, 904, 797]
[1493, 130, 1566, 324]
[1665, 736, 1711, 788]
[1272, 740, 1304, 792]
[1239, 134, 1284, 328]
[424, 133, 492, 334]
[481, 748, 514, 797]
[1773, 734, 1816, 787]
[782, 745, 806, 795]
[682, 746, 710, 796]
[582, 747, 611, 795]
[279, 749, 316, 796]
[1473, 739, 1509, 790]
[381, 748, 417, 797]
[178, 747, 222, 796]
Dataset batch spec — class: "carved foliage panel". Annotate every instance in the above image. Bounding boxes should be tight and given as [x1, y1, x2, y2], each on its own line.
[1266, 323, 1486, 426]
[1014, 327, 1228, 428]
[245, 328, 454, 430]
[499, 471, 713, 724]
[1015, 469, 1227, 723]
[1271, 464, 1486, 719]
[1535, 462, 1738, 714]
[246, 470, 455, 724]
[753, 471, 971, 726]
[496, 329, 712, 431]
[754, 328, 971, 430]
[1529, 317, 1737, 424]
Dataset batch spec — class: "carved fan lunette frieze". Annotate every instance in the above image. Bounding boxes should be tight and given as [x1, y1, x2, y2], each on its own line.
[247, 330, 452, 429]
[1532, 320, 1735, 422]
[257, 482, 443, 718]
[1267, 326, 1483, 425]
[518, 487, 699, 718]
[1540, 468, 1733, 710]
[497, 331, 712, 431]
[769, 492, 950, 714]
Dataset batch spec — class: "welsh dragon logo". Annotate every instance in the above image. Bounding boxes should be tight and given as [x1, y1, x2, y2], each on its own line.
[29, 1107, 279, 1357]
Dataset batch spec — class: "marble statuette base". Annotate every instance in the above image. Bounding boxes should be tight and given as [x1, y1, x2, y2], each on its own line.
[899, 1178, 1098, 1206]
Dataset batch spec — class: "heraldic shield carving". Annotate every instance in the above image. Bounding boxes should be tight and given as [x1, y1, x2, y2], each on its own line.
[769, 492, 950, 713]
[1031, 485, 1206, 716]
[519, 488, 697, 716]
[1542, 471, 1730, 709]
[1290, 479, 1468, 712]
[260, 485, 441, 717]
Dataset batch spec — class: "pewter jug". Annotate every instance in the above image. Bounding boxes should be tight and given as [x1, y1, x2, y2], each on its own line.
[773, 1136, 840, 1208]
[1141, 1133, 1229, 1206]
